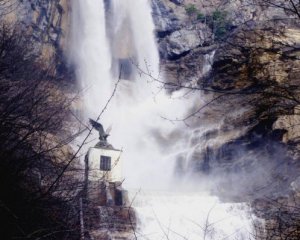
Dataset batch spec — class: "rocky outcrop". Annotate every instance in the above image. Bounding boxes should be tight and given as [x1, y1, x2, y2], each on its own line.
[152, 0, 300, 202]
[152, 7, 300, 239]
[160, 23, 212, 59]
[152, 0, 181, 37]
[209, 23, 300, 88]
[211, 35, 300, 199]
[153, 0, 299, 83]
[1, 0, 70, 75]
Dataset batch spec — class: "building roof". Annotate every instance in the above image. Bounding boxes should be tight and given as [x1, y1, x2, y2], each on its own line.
[94, 141, 122, 152]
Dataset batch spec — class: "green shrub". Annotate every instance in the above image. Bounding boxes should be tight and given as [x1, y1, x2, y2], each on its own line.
[185, 4, 198, 16]
[211, 10, 231, 40]
[212, 9, 227, 21]
[185, 6, 232, 41]
[214, 25, 227, 38]
[197, 12, 205, 21]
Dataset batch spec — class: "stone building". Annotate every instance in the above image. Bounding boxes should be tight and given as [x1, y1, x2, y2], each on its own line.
[82, 123, 135, 239]
[84, 135, 124, 206]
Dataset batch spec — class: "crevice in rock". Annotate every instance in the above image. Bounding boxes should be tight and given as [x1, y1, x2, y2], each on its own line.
[156, 30, 172, 38]
[167, 49, 191, 60]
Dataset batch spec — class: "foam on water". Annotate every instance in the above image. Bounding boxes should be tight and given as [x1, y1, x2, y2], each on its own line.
[130, 190, 254, 240]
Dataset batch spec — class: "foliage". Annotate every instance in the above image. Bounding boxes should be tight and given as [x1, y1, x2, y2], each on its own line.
[185, 4, 198, 16]
[197, 12, 205, 21]
[212, 9, 227, 21]
[184, 5, 232, 40]
[209, 10, 232, 40]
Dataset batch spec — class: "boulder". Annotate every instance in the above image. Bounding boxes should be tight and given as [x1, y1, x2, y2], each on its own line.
[165, 28, 205, 58]
[273, 110, 300, 144]
[152, 0, 181, 37]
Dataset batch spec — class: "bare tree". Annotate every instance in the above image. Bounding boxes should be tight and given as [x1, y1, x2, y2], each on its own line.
[0, 23, 85, 239]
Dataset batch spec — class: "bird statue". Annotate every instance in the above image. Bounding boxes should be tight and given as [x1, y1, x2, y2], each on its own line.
[89, 119, 111, 142]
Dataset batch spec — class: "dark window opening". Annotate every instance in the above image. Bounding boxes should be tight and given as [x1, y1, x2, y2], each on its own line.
[119, 58, 133, 80]
[100, 155, 111, 171]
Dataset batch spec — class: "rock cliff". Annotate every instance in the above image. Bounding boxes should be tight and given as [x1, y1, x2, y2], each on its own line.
[152, 1, 300, 236]
[151, 0, 300, 201]
[0, 0, 70, 75]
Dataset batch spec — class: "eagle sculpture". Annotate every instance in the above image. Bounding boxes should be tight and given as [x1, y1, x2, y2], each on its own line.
[89, 119, 111, 142]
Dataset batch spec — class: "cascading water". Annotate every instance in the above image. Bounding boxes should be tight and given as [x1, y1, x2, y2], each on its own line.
[70, 0, 112, 117]
[70, 0, 255, 239]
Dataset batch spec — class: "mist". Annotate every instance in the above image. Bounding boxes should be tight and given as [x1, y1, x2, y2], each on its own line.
[69, 0, 260, 239]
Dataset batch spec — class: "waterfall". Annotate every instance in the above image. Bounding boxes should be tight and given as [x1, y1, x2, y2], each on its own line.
[70, 0, 199, 189]
[70, 0, 112, 118]
[70, 0, 255, 239]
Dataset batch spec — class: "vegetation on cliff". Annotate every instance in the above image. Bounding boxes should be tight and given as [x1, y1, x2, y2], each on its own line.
[185, 4, 232, 40]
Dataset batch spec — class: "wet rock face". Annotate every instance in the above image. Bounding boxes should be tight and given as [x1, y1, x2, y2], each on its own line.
[201, 24, 300, 199]
[1, 0, 70, 74]
[152, 0, 181, 37]
[209, 23, 300, 146]
[152, 0, 214, 83]
[152, 0, 300, 200]
[209, 24, 300, 89]
[153, 0, 299, 84]
[160, 24, 212, 60]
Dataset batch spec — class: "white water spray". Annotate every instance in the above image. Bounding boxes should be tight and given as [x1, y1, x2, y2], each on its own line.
[70, 0, 112, 117]
[131, 191, 253, 240]
[70, 0, 255, 239]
